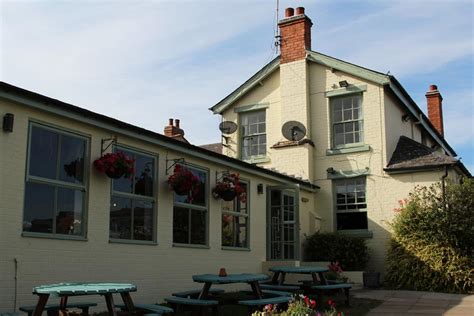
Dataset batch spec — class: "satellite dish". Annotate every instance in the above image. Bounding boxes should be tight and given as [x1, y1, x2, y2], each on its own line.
[219, 121, 238, 134]
[282, 121, 306, 141]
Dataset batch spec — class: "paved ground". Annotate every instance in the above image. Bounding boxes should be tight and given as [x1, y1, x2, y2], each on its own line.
[353, 289, 474, 316]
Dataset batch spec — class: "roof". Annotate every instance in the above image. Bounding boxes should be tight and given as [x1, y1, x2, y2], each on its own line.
[385, 136, 458, 172]
[209, 50, 457, 158]
[0, 81, 318, 191]
[199, 143, 223, 154]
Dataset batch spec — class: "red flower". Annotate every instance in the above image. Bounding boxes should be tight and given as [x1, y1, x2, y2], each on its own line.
[93, 151, 134, 179]
[304, 296, 310, 306]
[328, 299, 336, 308]
[310, 299, 317, 309]
[168, 165, 200, 202]
[212, 173, 246, 202]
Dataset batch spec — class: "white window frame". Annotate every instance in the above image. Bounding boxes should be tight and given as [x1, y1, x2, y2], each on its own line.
[331, 94, 364, 148]
[334, 177, 368, 231]
[240, 110, 266, 161]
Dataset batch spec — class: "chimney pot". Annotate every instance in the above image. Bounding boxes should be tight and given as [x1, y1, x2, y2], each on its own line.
[295, 7, 305, 15]
[285, 7, 294, 17]
[175, 119, 180, 128]
[278, 6, 312, 64]
[429, 84, 438, 91]
[168, 118, 173, 126]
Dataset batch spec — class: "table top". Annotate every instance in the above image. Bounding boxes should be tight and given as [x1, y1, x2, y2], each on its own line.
[193, 273, 269, 284]
[33, 282, 137, 296]
[269, 266, 329, 274]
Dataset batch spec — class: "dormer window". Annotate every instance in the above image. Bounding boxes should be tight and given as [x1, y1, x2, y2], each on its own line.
[241, 110, 266, 161]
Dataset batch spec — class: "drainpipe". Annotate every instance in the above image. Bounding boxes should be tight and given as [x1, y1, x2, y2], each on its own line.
[441, 165, 449, 212]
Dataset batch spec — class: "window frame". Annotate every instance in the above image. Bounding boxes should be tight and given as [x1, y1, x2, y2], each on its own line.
[239, 110, 267, 161]
[330, 93, 364, 149]
[333, 177, 368, 231]
[22, 121, 90, 240]
[172, 163, 209, 247]
[221, 179, 250, 250]
[109, 145, 158, 244]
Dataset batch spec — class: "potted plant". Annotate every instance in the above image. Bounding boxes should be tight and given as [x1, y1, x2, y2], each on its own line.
[167, 164, 200, 200]
[212, 173, 246, 202]
[93, 151, 134, 179]
[325, 261, 347, 284]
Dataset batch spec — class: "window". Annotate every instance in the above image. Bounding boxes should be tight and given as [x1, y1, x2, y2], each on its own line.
[23, 123, 87, 236]
[110, 148, 156, 242]
[222, 182, 249, 248]
[331, 94, 363, 147]
[173, 166, 208, 245]
[334, 177, 368, 230]
[241, 111, 266, 160]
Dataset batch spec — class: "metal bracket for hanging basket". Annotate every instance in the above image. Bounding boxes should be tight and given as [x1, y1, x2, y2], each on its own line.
[215, 170, 231, 183]
[166, 158, 185, 175]
[101, 136, 117, 155]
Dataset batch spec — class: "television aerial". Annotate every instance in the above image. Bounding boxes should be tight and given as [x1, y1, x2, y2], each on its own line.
[282, 121, 306, 141]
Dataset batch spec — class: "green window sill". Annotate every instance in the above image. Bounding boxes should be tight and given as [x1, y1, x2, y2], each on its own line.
[243, 156, 270, 164]
[336, 230, 373, 239]
[109, 239, 157, 246]
[221, 246, 251, 251]
[22, 232, 88, 241]
[173, 243, 210, 249]
[326, 145, 370, 156]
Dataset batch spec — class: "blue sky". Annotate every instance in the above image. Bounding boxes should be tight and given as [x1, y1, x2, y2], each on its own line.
[1, 0, 472, 172]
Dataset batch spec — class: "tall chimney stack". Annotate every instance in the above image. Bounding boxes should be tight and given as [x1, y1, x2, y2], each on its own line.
[164, 118, 186, 141]
[278, 6, 313, 64]
[425, 84, 444, 136]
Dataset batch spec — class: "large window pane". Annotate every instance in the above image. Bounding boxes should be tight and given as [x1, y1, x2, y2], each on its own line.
[173, 207, 189, 244]
[337, 212, 368, 230]
[221, 182, 248, 248]
[23, 182, 55, 233]
[60, 135, 86, 184]
[56, 188, 84, 235]
[112, 150, 134, 194]
[335, 178, 368, 230]
[110, 196, 132, 239]
[133, 200, 153, 241]
[190, 210, 206, 245]
[29, 126, 58, 179]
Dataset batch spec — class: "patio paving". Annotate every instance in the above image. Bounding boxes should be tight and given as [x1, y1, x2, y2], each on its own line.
[353, 289, 474, 316]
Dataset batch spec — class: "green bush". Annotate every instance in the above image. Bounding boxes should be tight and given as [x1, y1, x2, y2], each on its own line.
[385, 179, 474, 294]
[303, 232, 369, 270]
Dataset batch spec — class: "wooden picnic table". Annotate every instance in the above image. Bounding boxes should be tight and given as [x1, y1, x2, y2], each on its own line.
[269, 266, 329, 286]
[32, 282, 137, 316]
[192, 273, 269, 300]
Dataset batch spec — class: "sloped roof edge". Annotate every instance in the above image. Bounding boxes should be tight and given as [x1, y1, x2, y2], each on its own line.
[0, 81, 318, 191]
[209, 56, 280, 114]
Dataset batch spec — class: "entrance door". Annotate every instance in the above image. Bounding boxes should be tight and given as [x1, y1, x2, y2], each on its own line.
[267, 186, 299, 260]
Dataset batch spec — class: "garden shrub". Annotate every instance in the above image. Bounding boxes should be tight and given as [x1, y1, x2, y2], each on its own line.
[385, 179, 474, 294]
[303, 232, 369, 270]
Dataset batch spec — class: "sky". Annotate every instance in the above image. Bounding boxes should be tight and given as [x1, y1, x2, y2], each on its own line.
[1, 0, 473, 172]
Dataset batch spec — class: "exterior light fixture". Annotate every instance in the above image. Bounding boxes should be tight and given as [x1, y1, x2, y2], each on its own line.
[3, 113, 14, 132]
[339, 80, 349, 88]
[326, 167, 335, 174]
[257, 183, 264, 194]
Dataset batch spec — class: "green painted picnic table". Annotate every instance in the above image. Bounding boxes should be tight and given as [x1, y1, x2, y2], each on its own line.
[192, 273, 269, 300]
[269, 266, 329, 286]
[32, 283, 137, 316]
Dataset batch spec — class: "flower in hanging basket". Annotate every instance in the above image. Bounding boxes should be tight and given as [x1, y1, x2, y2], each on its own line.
[93, 151, 134, 179]
[167, 165, 201, 201]
[212, 173, 246, 202]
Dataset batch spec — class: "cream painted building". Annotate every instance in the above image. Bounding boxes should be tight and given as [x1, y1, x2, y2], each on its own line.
[210, 7, 470, 273]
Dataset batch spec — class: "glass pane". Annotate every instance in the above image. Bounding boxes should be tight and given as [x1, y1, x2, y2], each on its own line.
[134, 154, 154, 197]
[29, 126, 58, 179]
[249, 124, 258, 134]
[190, 210, 206, 245]
[59, 134, 86, 184]
[222, 214, 235, 247]
[334, 110, 342, 122]
[133, 200, 153, 241]
[354, 132, 361, 143]
[343, 109, 352, 121]
[271, 190, 281, 206]
[337, 212, 368, 230]
[259, 123, 266, 133]
[56, 187, 84, 235]
[23, 182, 55, 233]
[332, 98, 342, 111]
[335, 134, 344, 146]
[257, 111, 265, 123]
[112, 150, 134, 194]
[248, 113, 258, 125]
[173, 207, 189, 243]
[250, 145, 258, 156]
[345, 133, 354, 144]
[110, 196, 132, 239]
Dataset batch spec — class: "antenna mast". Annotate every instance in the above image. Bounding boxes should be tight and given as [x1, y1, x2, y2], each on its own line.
[274, 0, 281, 53]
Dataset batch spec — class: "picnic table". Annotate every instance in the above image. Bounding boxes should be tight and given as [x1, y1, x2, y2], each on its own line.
[31, 282, 137, 316]
[192, 273, 270, 300]
[269, 266, 329, 286]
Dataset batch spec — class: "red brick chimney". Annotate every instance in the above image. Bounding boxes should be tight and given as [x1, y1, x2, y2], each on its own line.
[164, 118, 187, 142]
[425, 84, 444, 136]
[278, 6, 313, 64]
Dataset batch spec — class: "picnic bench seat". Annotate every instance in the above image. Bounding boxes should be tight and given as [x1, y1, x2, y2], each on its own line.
[19, 302, 97, 316]
[165, 297, 218, 316]
[238, 295, 291, 306]
[1, 313, 20, 316]
[261, 289, 292, 297]
[311, 283, 352, 305]
[259, 283, 300, 291]
[116, 303, 173, 314]
[171, 288, 225, 298]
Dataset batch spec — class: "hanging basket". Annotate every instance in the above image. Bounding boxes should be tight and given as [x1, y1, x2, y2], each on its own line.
[219, 189, 236, 201]
[105, 169, 125, 179]
[93, 152, 134, 180]
[172, 183, 189, 196]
